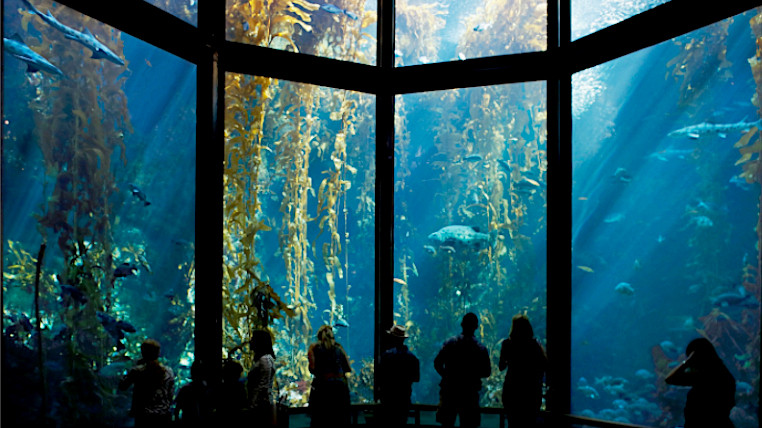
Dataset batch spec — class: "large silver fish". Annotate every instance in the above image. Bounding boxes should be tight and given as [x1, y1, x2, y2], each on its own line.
[4, 34, 64, 76]
[22, 0, 125, 66]
[668, 117, 762, 139]
[427, 225, 496, 252]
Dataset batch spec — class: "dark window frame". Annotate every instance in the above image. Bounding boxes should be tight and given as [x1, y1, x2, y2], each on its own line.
[38, 0, 762, 425]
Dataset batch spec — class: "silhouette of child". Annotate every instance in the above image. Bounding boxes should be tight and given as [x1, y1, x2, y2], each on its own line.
[248, 329, 277, 428]
[174, 360, 211, 426]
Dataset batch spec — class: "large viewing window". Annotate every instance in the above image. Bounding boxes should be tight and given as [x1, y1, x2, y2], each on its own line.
[2, 0, 759, 427]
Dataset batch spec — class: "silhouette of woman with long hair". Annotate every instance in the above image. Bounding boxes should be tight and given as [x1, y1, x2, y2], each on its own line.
[499, 314, 547, 428]
[307, 324, 352, 428]
[665, 338, 735, 428]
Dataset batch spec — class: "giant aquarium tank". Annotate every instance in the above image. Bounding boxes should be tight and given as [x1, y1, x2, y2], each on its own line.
[2, 1, 760, 428]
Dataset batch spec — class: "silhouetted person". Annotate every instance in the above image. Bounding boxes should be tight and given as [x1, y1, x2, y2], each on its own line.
[174, 360, 212, 426]
[308, 324, 352, 428]
[499, 314, 547, 428]
[378, 324, 420, 426]
[216, 359, 247, 424]
[665, 338, 736, 428]
[248, 329, 277, 428]
[119, 339, 174, 427]
[434, 312, 491, 428]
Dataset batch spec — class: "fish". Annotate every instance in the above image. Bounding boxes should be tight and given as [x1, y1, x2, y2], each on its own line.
[648, 148, 696, 162]
[614, 282, 634, 295]
[497, 159, 512, 173]
[97, 311, 136, 345]
[463, 154, 483, 162]
[473, 22, 492, 32]
[427, 225, 496, 252]
[60, 283, 88, 304]
[113, 262, 139, 278]
[577, 385, 599, 399]
[659, 340, 680, 359]
[729, 174, 753, 191]
[22, 0, 125, 66]
[577, 265, 594, 273]
[668, 117, 762, 139]
[736, 381, 753, 395]
[603, 213, 625, 223]
[458, 52, 466, 61]
[613, 167, 632, 182]
[515, 177, 542, 194]
[634, 369, 654, 380]
[343, 10, 359, 20]
[687, 215, 713, 228]
[128, 183, 151, 206]
[423, 244, 437, 255]
[711, 287, 759, 308]
[320, 3, 344, 14]
[393, 278, 407, 286]
[439, 246, 456, 254]
[3, 34, 64, 76]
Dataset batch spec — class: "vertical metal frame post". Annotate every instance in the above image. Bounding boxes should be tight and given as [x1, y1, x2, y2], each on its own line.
[546, 0, 572, 423]
[375, 0, 396, 402]
[196, 0, 225, 384]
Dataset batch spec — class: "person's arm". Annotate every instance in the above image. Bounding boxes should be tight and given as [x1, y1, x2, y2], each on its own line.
[308, 345, 317, 374]
[665, 352, 695, 386]
[498, 339, 509, 371]
[434, 342, 447, 377]
[118, 367, 136, 391]
[479, 346, 491, 378]
[412, 355, 420, 383]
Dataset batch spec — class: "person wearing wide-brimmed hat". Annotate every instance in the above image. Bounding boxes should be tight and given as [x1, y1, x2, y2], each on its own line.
[378, 324, 420, 426]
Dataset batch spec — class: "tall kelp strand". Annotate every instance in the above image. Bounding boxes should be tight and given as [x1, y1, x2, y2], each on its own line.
[224, 0, 376, 405]
[226, 0, 376, 64]
[4, 0, 198, 424]
[4, 0, 135, 424]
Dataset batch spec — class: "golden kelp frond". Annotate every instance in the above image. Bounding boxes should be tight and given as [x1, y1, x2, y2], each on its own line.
[395, 0, 446, 64]
[227, 0, 318, 52]
[667, 19, 732, 107]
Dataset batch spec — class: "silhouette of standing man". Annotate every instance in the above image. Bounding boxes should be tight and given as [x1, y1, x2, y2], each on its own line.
[378, 324, 420, 426]
[434, 312, 491, 428]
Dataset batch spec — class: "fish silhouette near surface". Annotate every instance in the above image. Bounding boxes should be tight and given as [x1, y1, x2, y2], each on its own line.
[22, 0, 125, 66]
[428, 225, 497, 252]
[4, 34, 64, 76]
[711, 287, 759, 308]
[668, 117, 762, 139]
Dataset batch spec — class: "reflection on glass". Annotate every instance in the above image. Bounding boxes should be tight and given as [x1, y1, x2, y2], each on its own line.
[223, 75, 376, 406]
[572, 10, 760, 428]
[395, 82, 548, 405]
[2, 1, 196, 425]
[225, 0, 378, 65]
[145, 0, 198, 26]
[572, 0, 670, 40]
[395, 0, 546, 66]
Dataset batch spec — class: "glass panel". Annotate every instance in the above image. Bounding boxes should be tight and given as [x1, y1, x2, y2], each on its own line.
[144, 0, 198, 26]
[223, 75, 376, 406]
[572, 0, 670, 40]
[225, 0, 378, 65]
[396, 0, 547, 66]
[395, 82, 548, 406]
[2, 1, 197, 426]
[572, 10, 760, 428]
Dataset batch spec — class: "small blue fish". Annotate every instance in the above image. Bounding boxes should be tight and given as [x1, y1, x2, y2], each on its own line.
[344, 10, 359, 20]
[321, 3, 343, 14]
